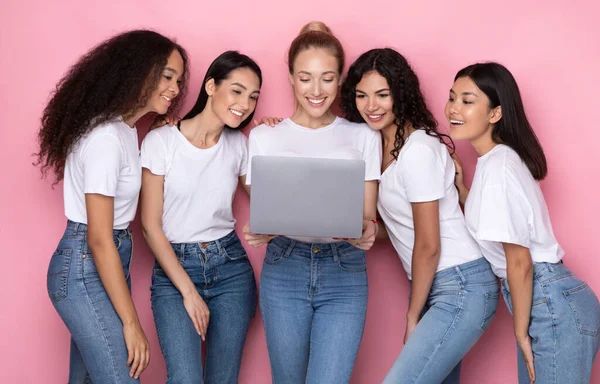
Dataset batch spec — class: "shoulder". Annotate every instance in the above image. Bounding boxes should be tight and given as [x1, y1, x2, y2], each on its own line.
[336, 117, 378, 139]
[142, 125, 176, 147]
[479, 145, 529, 186]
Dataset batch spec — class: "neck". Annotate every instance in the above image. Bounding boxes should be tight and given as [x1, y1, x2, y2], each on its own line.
[184, 106, 225, 145]
[290, 107, 336, 129]
[381, 121, 415, 147]
[122, 108, 149, 128]
[470, 126, 498, 157]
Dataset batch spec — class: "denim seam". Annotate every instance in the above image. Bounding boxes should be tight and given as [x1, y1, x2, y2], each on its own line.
[82, 276, 120, 383]
[413, 291, 465, 383]
[538, 278, 558, 384]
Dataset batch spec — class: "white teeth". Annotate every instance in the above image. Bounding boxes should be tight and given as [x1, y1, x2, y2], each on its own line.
[229, 109, 243, 117]
[450, 120, 464, 125]
[161, 95, 171, 102]
[368, 114, 383, 119]
[307, 98, 325, 105]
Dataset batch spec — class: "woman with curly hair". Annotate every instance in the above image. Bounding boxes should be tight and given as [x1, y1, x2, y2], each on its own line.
[341, 48, 498, 384]
[39, 30, 189, 383]
[141, 51, 261, 384]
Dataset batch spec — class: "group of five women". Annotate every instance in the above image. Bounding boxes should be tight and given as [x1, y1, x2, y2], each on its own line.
[39, 21, 600, 384]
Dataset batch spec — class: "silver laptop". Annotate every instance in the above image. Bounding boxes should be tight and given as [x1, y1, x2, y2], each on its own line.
[250, 156, 365, 238]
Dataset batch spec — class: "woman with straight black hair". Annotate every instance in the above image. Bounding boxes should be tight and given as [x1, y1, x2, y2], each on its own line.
[342, 48, 498, 384]
[40, 29, 189, 383]
[447, 62, 600, 383]
[141, 50, 261, 384]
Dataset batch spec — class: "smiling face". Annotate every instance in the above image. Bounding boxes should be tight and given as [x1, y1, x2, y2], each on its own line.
[148, 49, 185, 115]
[444, 76, 501, 143]
[206, 67, 261, 128]
[290, 47, 340, 119]
[354, 70, 396, 132]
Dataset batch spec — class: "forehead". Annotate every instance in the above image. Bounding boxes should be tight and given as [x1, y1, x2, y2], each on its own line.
[357, 71, 389, 88]
[219, 67, 261, 90]
[293, 48, 339, 74]
[165, 50, 184, 72]
[453, 76, 478, 91]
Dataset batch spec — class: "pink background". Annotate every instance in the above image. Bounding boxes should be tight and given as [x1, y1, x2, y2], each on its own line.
[1, 0, 599, 382]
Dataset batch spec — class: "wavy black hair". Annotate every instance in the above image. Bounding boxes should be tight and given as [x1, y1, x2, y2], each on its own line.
[36, 29, 189, 182]
[183, 50, 262, 129]
[342, 48, 453, 159]
[455, 62, 547, 180]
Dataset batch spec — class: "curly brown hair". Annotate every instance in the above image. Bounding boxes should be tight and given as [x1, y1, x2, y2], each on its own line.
[342, 48, 454, 159]
[35, 29, 189, 182]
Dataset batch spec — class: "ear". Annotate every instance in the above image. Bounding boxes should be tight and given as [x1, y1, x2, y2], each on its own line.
[489, 106, 502, 124]
[337, 73, 343, 87]
[205, 78, 216, 96]
[288, 73, 294, 86]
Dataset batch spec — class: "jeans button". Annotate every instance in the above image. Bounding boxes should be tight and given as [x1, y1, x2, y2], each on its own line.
[312, 246, 320, 253]
[82, 254, 87, 259]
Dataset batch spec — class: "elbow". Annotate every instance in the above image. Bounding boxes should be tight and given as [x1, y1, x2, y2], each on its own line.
[507, 256, 533, 277]
[414, 242, 441, 262]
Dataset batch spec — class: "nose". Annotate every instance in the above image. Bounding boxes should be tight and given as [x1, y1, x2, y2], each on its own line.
[447, 100, 459, 115]
[366, 97, 378, 112]
[311, 81, 321, 96]
[170, 82, 179, 97]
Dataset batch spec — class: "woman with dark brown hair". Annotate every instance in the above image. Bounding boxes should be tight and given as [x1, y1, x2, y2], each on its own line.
[39, 30, 189, 383]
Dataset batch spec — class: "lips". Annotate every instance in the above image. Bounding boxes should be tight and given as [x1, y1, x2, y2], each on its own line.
[160, 95, 172, 106]
[449, 119, 464, 125]
[366, 113, 385, 122]
[229, 108, 244, 119]
[307, 97, 326, 106]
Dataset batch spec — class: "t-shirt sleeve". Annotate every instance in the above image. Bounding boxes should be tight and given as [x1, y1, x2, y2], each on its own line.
[245, 129, 263, 185]
[400, 143, 445, 202]
[363, 130, 382, 181]
[140, 131, 167, 176]
[82, 133, 122, 197]
[475, 181, 532, 248]
[238, 133, 249, 177]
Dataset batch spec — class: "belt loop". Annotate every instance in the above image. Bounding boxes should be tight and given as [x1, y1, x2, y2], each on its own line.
[331, 243, 339, 262]
[73, 221, 80, 234]
[215, 238, 224, 255]
[546, 262, 555, 273]
[455, 265, 466, 283]
[284, 239, 296, 258]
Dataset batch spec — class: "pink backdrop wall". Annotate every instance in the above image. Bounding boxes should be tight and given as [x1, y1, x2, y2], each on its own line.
[1, 0, 599, 382]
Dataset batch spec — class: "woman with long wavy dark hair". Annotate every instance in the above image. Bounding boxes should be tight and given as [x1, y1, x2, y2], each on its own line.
[38, 29, 189, 383]
[140, 51, 261, 384]
[341, 48, 498, 383]
[447, 62, 600, 384]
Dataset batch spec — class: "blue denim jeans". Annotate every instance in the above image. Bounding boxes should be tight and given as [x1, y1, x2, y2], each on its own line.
[383, 257, 499, 384]
[501, 262, 600, 384]
[259, 237, 368, 384]
[151, 230, 257, 384]
[47, 220, 137, 384]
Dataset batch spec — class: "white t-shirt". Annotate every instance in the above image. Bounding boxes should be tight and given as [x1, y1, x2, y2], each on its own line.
[246, 117, 381, 242]
[377, 130, 482, 279]
[464, 144, 564, 278]
[141, 125, 248, 243]
[64, 117, 141, 230]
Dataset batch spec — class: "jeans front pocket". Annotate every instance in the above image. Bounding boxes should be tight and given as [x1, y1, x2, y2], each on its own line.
[47, 248, 72, 303]
[223, 241, 249, 261]
[563, 282, 600, 336]
[264, 242, 285, 265]
[336, 248, 367, 272]
[481, 291, 499, 331]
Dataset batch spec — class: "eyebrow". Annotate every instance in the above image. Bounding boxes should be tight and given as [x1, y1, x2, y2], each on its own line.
[164, 67, 178, 75]
[355, 88, 390, 94]
[449, 89, 478, 96]
[298, 71, 337, 76]
[232, 82, 261, 94]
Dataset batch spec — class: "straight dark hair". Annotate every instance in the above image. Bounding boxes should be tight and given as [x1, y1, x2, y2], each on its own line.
[184, 50, 262, 129]
[455, 62, 547, 180]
